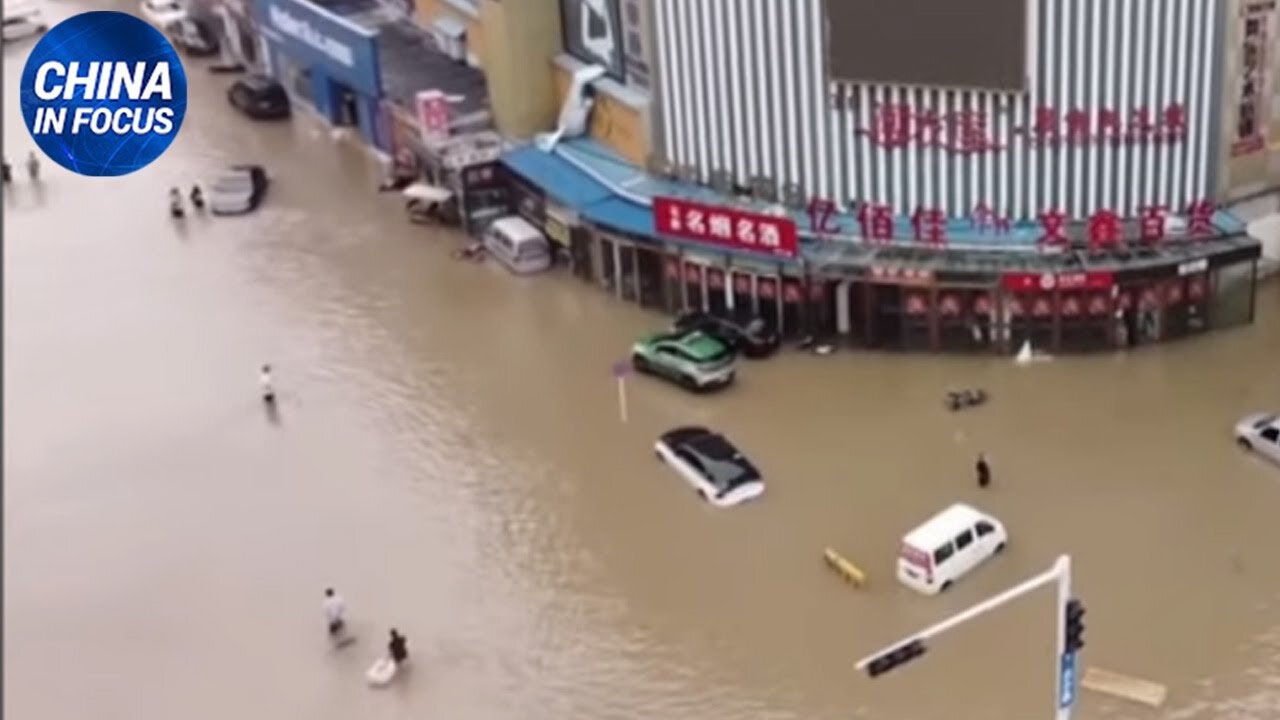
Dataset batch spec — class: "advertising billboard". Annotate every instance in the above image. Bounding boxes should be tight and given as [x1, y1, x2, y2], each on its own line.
[560, 0, 626, 81]
[825, 0, 1028, 91]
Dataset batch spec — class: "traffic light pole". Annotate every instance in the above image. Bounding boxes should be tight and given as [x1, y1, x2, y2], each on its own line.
[854, 555, 1076, 720]
[1054, 555, 1072, 720]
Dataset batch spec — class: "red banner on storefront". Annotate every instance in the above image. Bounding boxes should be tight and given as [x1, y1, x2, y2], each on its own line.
[1001, 271, 1115, 292]
[653, 196, 799, 258]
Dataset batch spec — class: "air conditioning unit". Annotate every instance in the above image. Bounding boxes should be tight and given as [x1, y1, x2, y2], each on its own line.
[751, 176, 776, 203]
[645, 152, 667, 177]
[709, 169, 733, 194]
[781, 182, 805, 209]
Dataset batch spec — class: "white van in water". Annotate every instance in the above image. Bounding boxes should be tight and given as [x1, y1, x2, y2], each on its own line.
[482, 216, 552, 275]
[896, 503, 1007, 595]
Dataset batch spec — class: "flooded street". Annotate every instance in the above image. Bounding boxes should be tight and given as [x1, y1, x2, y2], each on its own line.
[5, 7, 1280, 719]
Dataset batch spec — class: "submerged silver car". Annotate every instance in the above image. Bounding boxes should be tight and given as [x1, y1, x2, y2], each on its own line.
[209, 165, 269, 216]
[1235, 413, 1280, 467]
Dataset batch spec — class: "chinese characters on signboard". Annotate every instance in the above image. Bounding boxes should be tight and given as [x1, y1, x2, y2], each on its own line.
[1231, 2, 1272, 156]
[416, 90, 451, 146]
[658, 195, 1217, 255]
[653, 196, 799, 258]
[805, 198, 1216, 248]
[859, 103, 1189, 153]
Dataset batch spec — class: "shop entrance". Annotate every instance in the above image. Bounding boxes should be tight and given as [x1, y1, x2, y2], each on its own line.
[335, 84, 359, 127]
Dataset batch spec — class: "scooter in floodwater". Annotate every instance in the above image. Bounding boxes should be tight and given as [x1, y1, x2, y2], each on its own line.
[453, 241, 486, 263]
[945, 388, 988, 411]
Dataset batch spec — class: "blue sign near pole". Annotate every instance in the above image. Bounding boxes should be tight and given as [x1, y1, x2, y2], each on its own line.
[1058, 651, 1078, 709]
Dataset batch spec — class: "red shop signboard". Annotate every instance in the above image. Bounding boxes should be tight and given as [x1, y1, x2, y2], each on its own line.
[1001, 271, 1115, 292]
[653, 196, 799, 259]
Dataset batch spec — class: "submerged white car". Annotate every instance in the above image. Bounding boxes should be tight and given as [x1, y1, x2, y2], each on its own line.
[209, 165, 269, 215]
[139, 0, 186, 29]
[1235, 413, 1280, 466]
[654, 426, 765, 508]
[2, 6, 48, 42]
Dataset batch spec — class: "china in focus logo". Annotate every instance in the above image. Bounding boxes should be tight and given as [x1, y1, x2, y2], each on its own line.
[20, 11, 188, 177]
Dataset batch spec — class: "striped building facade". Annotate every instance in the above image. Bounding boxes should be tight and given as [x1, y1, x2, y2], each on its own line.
[652, 0, 1225, 222]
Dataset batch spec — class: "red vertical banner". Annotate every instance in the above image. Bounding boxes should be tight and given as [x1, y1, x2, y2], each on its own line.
[1232, 5, 1271, 156]
[416, 90, 452, 145]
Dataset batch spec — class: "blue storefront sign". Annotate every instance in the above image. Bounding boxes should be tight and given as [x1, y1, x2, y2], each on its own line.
[255, 0, 386, 148]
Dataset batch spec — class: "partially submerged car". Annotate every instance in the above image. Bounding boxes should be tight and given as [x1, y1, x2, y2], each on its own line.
[1235, 413, 1280, 467]
[227, 75, 291, 120]
[139, 0, 187, 28]
[672, 311, 780, 359]
[631, 329, 736, 391]
[169, 16, 218, 56]
[209, 165, 269, 215]
[2, 5, 48, 42]
[654, 426, 765, 507]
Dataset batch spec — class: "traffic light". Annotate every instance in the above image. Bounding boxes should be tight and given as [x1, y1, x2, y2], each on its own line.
[866, 639, 928, 678]
[1064, 598, 1086, 653]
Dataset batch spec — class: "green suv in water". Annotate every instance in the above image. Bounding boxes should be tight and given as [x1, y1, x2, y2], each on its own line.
[631, 329, 737, 391]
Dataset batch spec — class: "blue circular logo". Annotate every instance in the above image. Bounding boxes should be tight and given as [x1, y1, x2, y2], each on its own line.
[20, 11, 188, 177]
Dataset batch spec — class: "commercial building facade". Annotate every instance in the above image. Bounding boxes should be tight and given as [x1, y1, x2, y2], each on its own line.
[491, 0, 1266, 354]
[256, 0, 386, 147]
[653, 0, 1224, 221]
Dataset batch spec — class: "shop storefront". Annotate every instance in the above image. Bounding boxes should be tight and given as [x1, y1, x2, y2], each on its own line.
[456, 161, 509, 235]
[256, 0, 385, 148]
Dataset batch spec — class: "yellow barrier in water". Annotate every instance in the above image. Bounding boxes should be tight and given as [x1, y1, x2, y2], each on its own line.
[823, 547, 867, 587]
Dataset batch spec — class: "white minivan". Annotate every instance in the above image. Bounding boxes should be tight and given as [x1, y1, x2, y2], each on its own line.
[482, 216, 553, 275]
[896, 503, 1007, 595]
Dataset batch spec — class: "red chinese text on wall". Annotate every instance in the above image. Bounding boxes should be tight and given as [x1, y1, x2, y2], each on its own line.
[1037, 200, 1218, 250]
[653, 197, 799, 258]
[858, 103, 1189, 153]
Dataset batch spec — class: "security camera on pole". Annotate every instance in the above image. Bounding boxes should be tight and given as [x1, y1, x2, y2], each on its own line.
[854, 554, 1084, 720]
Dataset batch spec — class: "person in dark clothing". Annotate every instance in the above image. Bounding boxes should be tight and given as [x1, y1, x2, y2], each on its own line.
[388, 629, 408, 666]
[190, 184, 205, 210]
[2, 159, 11, 184]
[976, 453, 991, 488]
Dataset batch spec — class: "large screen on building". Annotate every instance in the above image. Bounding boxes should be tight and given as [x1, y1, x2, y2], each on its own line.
[825, 0, 1029, 91]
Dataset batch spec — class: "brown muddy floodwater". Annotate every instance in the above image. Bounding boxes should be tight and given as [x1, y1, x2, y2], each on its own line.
[5, 6, 1280, 720]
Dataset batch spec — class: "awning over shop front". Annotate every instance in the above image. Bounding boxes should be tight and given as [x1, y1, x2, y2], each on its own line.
[502, 145, 613, 209]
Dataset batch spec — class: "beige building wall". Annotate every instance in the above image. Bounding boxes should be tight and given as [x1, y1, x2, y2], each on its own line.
[1217, 0, 1280, 201]
[552, 62, 650, 165]
[413, 0, 564, 138]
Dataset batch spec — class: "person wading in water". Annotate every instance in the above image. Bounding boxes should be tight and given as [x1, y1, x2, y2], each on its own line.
[976, 453, 991, 489]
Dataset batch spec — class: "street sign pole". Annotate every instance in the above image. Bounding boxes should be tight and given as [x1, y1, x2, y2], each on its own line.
[1055, 555, 1075, 720]
[611, 360, 630, 423]
[616, 375, 628, 423]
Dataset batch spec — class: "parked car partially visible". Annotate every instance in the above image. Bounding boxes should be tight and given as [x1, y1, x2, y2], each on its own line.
[672, 311, 781, 359]
[209, 165, 269, 215]
[1235, 413, 1280, 466]
[139, 0, 187, 28]
[2, 5, 48, 42]
[169, 16, 218, 56]
[227, 75, 291, 120]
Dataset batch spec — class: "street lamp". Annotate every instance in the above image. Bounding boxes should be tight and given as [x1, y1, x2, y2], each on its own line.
[854, 554, 1083, 720]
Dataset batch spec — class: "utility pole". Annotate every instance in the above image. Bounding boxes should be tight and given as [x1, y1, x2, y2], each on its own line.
[854, 554, 1084, 720]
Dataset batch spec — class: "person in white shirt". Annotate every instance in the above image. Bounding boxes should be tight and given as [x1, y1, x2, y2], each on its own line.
[322, 588, 347, 637]
[259, 364, 275, 405]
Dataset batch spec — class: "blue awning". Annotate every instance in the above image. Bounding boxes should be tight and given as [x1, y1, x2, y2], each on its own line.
[501, 145, 613, 209]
